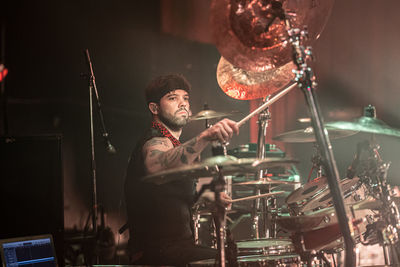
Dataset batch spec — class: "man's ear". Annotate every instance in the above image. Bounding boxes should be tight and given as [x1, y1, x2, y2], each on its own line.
[148, 102, 159, 115]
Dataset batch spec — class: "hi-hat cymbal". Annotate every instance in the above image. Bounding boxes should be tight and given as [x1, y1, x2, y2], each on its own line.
[273, 126, 358, 143]
[190, 109, 237, 121]
[326, 116, 400, 138]
[234, 178, 299, 186]
[143, 156, 298, 185]
[210, 0, 334, 72]
[217, 56, 295, 100]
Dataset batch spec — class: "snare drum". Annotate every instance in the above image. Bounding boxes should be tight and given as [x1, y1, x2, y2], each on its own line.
[236, 238, 295, 257]
[189, 254, 301, 267]
[303, 178, 373, 251]
[302, 178, 363, 213]
[286, 177, 366, 215]
[237, 254, 301, 266]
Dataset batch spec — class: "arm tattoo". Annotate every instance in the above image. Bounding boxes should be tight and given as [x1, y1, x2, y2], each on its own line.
[158, 146, 184, 167]
[145, 136, 207, 173]
[180, 153, 188, 164]
[185, 137, 197, 154]
[149, 149, 163, 157]
[146, 138, 170, 148]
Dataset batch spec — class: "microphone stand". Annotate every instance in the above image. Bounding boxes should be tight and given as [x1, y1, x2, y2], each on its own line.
[256, 2, 356, 265]
[279, 9, 356, 267]
[1, 22, 8, 135]
[82, 49, 116, 264]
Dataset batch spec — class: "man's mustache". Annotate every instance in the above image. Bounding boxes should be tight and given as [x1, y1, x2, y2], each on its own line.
[176, 108, 191, 116]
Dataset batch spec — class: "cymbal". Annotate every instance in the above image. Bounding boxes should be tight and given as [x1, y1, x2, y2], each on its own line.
[143, 156, 298, 185]
[309, 197, 381, 216]
[210, 0, 335, 72]
[276, 215, 325, 232]
[326, 116, 400, 138]
[195, 209, 237, 216]
[216, 56, 295, 100]
[234, 178, 299, 186]
[273, 126, 358, 143]
[230, 191, 285, 203]
[190, 109, 236, 121]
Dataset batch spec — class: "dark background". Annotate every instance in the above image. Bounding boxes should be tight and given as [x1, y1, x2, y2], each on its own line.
[1, 0, 400, 247]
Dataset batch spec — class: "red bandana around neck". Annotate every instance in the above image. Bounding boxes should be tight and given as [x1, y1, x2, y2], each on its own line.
[151, 120, 181, 147]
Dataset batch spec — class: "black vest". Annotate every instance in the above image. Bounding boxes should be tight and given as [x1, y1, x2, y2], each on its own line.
[124, 127, 195, 249]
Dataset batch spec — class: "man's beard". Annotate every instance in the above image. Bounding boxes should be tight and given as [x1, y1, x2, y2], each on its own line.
[158, 108, 190, 131]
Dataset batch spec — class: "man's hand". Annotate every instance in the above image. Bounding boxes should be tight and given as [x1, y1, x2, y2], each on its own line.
[199, 190, 232, 208]
[199, 118, 239, 144]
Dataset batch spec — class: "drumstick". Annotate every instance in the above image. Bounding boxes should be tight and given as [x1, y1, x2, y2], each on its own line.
[237, 82, 297, 128]
[229, 191, 284, 203]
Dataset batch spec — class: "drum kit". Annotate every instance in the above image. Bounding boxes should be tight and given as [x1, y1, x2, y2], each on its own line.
[143, 0, 400, 266]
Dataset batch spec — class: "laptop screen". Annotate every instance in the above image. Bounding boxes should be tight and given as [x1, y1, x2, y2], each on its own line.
[0, 235, 58, 267]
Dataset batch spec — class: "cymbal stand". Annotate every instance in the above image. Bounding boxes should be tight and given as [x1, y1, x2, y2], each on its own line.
[308, 143, 324, 181]
[357, 139, 400, 264]
[265, 3, 356, 266]
[200, 103, 229, 157]
[195, 166, 233, 267]
[252, 96, 277, 239]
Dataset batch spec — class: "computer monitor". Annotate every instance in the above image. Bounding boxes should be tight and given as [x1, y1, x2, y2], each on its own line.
[0, 235, 58, 267]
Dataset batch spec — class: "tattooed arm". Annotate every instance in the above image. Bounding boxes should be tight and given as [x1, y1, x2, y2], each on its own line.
[143, 136, 208, 175]
[143, 118, 239, 175]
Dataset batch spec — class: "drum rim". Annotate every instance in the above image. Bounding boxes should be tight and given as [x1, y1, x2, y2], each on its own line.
[286, 176, 328, 204]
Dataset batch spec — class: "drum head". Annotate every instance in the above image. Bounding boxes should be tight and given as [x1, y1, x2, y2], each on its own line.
[236, 238, 295, 257]
[286, 176, 328, 206]
[236, 238, 292, 249]
[302, 178, 360, 212]
[238, 253, 300, 263]
[189, 254, 300, 266]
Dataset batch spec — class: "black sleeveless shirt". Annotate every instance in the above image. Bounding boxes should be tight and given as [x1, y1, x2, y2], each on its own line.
[124, 126, 195, 249]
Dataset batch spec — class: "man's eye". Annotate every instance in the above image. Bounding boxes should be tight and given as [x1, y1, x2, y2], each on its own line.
[169, 97, 176, 100]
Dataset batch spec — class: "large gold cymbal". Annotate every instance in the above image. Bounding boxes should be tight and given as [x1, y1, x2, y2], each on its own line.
[210, 0, 335, 72]
[217, 56, 295, 100]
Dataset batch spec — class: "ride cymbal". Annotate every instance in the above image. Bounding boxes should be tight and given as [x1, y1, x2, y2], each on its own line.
[326, 116, 400, 138]
[273, 126, 358, 143]
[210, 0, 335, 72]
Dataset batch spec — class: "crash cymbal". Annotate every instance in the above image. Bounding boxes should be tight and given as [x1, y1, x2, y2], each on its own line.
[230, 191, 285, 202]
[217, 56, 295, 100]
[190, 109, 237, 121]
[210, 0, 335, 72]
[276, 215, 325, 232]
[326, 116, 400, 138]
[143, 156, 298, 185]
[273, 126, 358, 143]
[234, 178, 299, 186]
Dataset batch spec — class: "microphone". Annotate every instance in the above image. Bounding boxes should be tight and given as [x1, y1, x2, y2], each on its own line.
[106, 141, 117, 154]
[103, 133, 117, 154]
